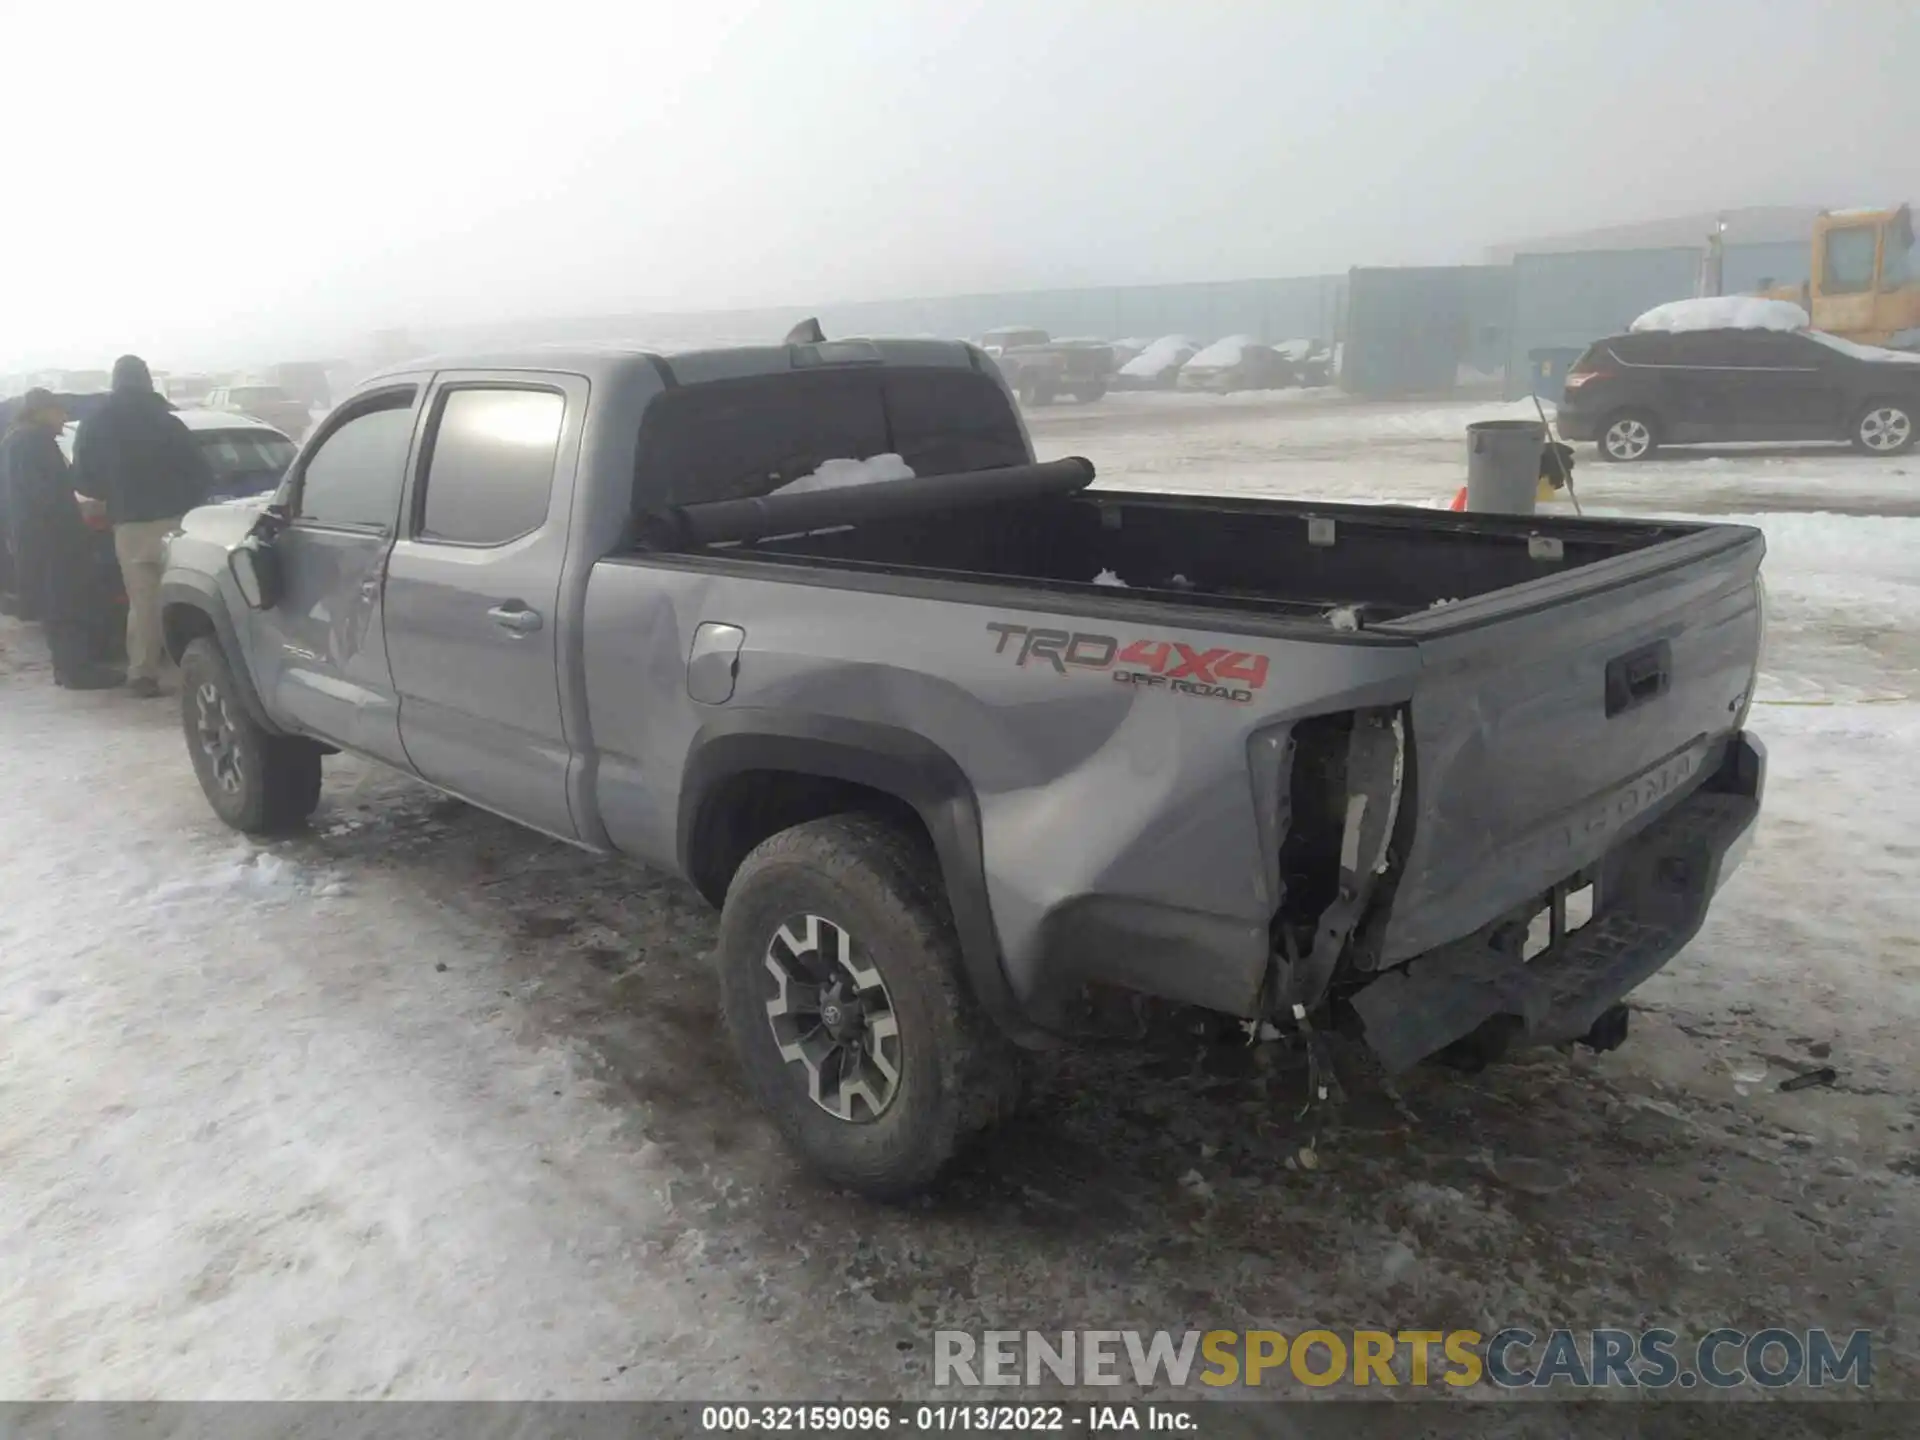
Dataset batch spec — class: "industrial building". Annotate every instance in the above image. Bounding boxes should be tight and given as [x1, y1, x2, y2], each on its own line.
[394, 205, 1830, 404]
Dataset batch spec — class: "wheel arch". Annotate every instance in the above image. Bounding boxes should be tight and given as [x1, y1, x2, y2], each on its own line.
[160, 578, 285, 735]
[679, 714, 1047, 1046]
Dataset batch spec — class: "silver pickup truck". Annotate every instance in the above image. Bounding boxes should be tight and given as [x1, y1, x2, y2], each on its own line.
[159, 339, 1767, 1198]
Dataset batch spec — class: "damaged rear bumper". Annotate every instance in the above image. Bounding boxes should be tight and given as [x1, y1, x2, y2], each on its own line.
[1351, 731, 1765, 1073]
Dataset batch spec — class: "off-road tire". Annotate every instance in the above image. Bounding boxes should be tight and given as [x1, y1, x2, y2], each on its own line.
[1072, 385, 1107, 403]
[717, 813, 1020, 1199]
[179, 637, 323, 834]
[1851, 399, 1916, 456]
[1596, 410, 1659, 463]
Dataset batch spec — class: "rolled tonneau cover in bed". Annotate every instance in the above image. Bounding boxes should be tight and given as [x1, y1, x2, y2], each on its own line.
[646, 456, 1097, 549]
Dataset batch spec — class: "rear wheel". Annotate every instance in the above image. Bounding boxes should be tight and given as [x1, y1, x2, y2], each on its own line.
[1596, 410, 1659, 463]
[1852, 400, 1916, 455]
[1072, 384, 1106, 403]
[717, 813, 1019, 1199]
[179, 637, 322, 834]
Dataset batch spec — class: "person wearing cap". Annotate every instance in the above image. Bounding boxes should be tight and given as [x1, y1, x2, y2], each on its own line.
[70, 354, 213, 697]
[0, 390, 124, 689]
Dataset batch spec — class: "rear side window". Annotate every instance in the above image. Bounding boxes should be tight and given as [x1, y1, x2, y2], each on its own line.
[417, 387, 566, 545]
[198, 430, 298, 485]
[1604, 334, 1668, 366]
[635, 368, 1026, 506]
[1664, 331, 1748, 366]
[296, 391, 417, 529]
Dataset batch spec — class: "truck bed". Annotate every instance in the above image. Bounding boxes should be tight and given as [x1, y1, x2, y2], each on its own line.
[613, 468, 1764, 1065]
[695, 486, 1708, 630]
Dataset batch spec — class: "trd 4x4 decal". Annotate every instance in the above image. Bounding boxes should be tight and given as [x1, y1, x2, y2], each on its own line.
[986, 621, 1269, 704]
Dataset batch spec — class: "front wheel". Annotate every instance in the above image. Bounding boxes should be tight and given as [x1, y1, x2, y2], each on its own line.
[179, 637, 323, 834]
[1596, 410, 1659, 463]
[1852, 401, 1916, 455]
[716, 814, 1019, 1200]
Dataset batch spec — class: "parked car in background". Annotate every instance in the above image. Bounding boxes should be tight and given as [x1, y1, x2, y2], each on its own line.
[270, 361, 333, 414]
[978, 327, 1114, 405]
[173, 409, 300, 502]
[1113, 334, 1198, 390]
[46, 409, 297, 658]
[205, 382, 313, 441]
[1177, 336, 1297, 393]
[1276, 338, 1337, 387]
[163, 373, 219, 408]
[1560, 307, 1920, 461]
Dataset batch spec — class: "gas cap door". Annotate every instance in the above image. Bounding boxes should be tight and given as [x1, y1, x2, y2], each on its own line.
[687, 622, 746, 704]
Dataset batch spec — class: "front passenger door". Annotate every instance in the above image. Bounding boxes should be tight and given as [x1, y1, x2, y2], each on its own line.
[250, 385, 420, 767]
[1726, 331, 1846, 440]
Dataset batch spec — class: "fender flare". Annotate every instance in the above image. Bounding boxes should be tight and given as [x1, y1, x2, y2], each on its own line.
[679, 712, 1050, 1047]
[160, 575, 284, 735]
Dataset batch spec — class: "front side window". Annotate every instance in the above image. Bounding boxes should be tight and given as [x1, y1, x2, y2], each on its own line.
[417, 387, 565, 545]
[1823, 226, 1879, 295]
[295, 392, 417, 529]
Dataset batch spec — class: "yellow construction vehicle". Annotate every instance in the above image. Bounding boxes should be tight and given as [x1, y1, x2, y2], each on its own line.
[1762, 205, 1920, 348]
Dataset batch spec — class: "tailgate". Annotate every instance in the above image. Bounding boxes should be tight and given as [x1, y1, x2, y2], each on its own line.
[1371, 525, 1765, 967]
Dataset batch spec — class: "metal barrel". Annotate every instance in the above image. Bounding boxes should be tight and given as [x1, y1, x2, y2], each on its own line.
[1465, 419, 1546, 515]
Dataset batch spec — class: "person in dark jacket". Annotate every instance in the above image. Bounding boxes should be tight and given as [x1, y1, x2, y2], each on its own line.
[0, 390, 124, 689]
[71, 355, 213, 696]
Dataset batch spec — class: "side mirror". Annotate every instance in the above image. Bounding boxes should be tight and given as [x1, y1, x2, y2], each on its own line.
[228, 535, 282, 611]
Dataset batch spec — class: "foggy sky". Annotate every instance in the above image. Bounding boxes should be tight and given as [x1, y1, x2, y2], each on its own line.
[4, 0, 1915, 373]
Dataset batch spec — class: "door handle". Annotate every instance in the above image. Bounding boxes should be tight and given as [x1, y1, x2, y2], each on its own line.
[487, 602, 543, 635]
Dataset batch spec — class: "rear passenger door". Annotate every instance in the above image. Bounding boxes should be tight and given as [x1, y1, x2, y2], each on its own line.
[382, 372, 585, 841]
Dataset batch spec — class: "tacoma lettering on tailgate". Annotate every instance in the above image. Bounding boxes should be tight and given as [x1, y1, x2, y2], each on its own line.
[986, 621, 1270, 704]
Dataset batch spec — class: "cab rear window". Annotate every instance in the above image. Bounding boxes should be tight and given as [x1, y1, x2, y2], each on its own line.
[634, 368, 1026, 508]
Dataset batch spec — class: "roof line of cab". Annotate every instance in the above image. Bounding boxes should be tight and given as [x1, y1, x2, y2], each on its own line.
[358, 337, 994, 391]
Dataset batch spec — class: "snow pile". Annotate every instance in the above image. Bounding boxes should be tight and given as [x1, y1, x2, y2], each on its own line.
[144, 849, 346, 908]
[770, 453, 915, 496]
[1630, 297, 1809, 334]
[1091, 569, 1128, 587]
[1120, 335, 1198, 379]
[1185, 335, 1258, 369]
[1802, 331, 1920, 365]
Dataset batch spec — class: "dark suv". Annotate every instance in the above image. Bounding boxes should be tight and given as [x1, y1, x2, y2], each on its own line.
[1558, 326, 1920, 462]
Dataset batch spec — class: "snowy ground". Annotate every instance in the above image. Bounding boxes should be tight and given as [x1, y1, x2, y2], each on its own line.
[3, 388, 1918, 1404]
